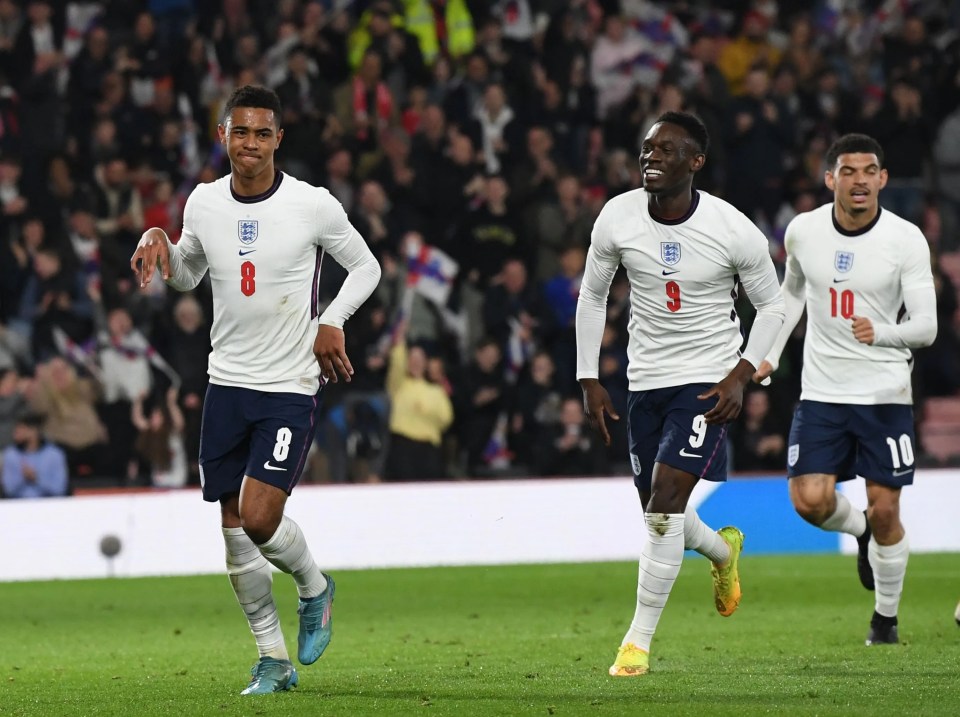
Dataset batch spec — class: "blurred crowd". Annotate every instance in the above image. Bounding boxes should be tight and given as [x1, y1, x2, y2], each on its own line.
[2, 0, 960, 497]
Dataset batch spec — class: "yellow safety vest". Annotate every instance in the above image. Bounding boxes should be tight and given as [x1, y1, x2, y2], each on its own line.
[347, 9, 406, 70]
[403, 0, 475, 64]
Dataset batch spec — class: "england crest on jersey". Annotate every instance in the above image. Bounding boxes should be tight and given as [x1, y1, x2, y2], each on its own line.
[835, 250, 854, 273]
[661, 242, 681, 266]
[238, 219, 258, 244]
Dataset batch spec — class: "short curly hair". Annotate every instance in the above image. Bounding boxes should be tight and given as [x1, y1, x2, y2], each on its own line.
[825, 134, 884, 170]
[222, 85, 283, 126]
[655, 111, 710, 156]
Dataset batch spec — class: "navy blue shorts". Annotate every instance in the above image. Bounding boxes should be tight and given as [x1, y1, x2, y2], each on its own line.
[787, 400, 916, 487]
[627, 384, 728, 492]
[198, 384, 324, 502]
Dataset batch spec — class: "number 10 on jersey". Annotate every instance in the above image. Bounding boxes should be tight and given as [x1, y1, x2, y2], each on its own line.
[829, 287, 854, 319]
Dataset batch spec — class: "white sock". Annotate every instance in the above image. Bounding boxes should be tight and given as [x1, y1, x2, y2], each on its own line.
[223, 527, 288, 660]
[257, 516, 328, 599]
[819, 492, 867, 536]
[622, 513, 685, 652]
[683, 504, 729, 564]
[869, 534, 909, 618]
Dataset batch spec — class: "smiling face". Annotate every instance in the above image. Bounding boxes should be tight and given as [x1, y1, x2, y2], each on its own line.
[825, 152, 887, 217]
[639, 122, 704, 196]
[218, 107, 283, 181]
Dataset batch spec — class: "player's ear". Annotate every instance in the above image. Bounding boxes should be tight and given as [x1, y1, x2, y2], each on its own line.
[824, 171, 835, 192]
[691, 152, 705, 172]
[217, 124, 227, 145]
[878, 167, 888, 190]
[275, 127, 284, 149]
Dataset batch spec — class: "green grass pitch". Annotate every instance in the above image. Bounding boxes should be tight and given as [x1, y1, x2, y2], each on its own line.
[2, 554, 958, 717]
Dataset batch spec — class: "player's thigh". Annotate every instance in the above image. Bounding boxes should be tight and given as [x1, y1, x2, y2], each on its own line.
[656, 383, 728, 483]
[627, 389, 664, 495]
[787, 401, 856, 480]
[199, 385, 253, 503]
[852, 404, 917, 488]
[247, 389, 324, 495]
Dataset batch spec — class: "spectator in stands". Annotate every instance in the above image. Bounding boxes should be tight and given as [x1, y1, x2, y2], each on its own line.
[366, 2, 427, 95]
[717, 10, 781, 96]
[93, 157, 143, 248]
[336, 49, 396, 156]
[914, 257, 960, 399]
[418, 125, 484, 251]
[459, 336, 505, 475]
[729, 388, 787, 472]
[1, 411, 67, 498]
[25, 356, 106, 477]
[369, 126, 418, 219]
[401, 0, 476, 68]
[469, 81, 522, 176]
[158, 293, 209, 484]
[443, 50, 489, 127]
[482, 258, 547, 349]
[458, 174, 523, 288]
[383, 321, 454, 481]
[510, 125, 565, 214]
[0, 365, 25, 449]
[132, 387, 187, 489]
[933, 104, 960, 251]
[528, 173, 593, 281]
[869, 75, 935, 226]
[590, 14, 651, 120]
[532, 396, 607, 477]
[509, 349, 562, 468]
[725, 64, 794, 227]
[274, 43, 334, 183]
[349, 179, 402, 260]
[322, 148, 356, 214]
[15, 245, 93, 361]
[0, 324, 28, 372]
[542, 243, 585, 393]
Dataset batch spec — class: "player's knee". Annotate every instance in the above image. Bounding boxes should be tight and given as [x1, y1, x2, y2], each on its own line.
[792, 495, 832, 526]
[241, 512, 281, 545]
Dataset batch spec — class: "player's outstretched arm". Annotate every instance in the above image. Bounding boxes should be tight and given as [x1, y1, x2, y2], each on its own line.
[130, 228, 171, 288]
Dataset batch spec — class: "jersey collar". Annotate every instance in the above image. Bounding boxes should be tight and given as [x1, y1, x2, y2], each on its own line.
[648, 189, 700, 225]
[832, 205, 882, 236]
[231, 170, 284, 203]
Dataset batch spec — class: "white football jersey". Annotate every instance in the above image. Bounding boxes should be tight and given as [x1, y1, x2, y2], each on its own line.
[166, 172, 380, 395]
[577, 189, 783, 391]
[776, 204, 934, 404]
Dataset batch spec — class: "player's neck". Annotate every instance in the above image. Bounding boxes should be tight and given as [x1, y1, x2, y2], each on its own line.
[231, 166, 278, 198]
[833, 202, 879, 233]
[648, 186, 695, 222]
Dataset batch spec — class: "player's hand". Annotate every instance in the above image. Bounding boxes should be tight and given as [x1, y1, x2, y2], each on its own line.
[752, 360, 774, 385]
[851, 316, 875, 345]
[314, 324, 353, 383]
[700, 360, 753, 424]
[130, 228, 170, 288]
[580, 378, 619, 447]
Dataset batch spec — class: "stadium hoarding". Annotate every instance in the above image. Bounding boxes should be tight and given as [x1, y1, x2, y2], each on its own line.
[0, 471, 958, 581]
